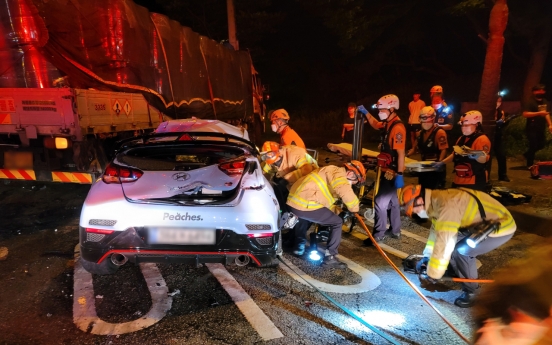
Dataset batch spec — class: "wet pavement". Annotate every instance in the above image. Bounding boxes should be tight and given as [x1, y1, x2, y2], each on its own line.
[0, 151, 550, 345]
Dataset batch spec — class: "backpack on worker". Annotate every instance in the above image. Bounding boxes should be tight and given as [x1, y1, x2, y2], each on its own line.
[530, 162, 552, 180]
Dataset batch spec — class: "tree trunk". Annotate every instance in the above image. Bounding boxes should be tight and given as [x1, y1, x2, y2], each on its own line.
[477, 0, 508, 126]
[522, 14, 552, 104]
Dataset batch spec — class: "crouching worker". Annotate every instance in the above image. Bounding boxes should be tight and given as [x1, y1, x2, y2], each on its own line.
[399, 184, 516, 308]
[261, 141, 318, 211]
[286, 161, 365, 268]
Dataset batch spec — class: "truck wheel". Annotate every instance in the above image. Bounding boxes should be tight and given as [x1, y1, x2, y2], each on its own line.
[80, 257, 119, 275]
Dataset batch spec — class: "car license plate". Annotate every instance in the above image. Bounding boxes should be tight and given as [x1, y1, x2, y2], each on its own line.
[148, 228, 216, 245]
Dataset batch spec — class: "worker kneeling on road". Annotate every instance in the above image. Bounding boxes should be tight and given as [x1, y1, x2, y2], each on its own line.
[269, 109, 306, 149]
[399, 184, 516, 308]
[286, 161, 365, 268]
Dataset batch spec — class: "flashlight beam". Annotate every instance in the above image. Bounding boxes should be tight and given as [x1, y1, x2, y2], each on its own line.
[354, 214, 471, 344]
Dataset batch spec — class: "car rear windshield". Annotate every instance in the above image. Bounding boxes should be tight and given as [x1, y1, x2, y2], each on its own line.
[117, 145, 244, 171]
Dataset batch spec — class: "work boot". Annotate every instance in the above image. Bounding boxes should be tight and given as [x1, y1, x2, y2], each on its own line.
[322, 255, 346, 268]
[387, 231, 401, 240]
[454, 291, 477, 308]
[363, 235, 386, 246]
[498, 175, 510, 182]
[293, 244, 305, 256]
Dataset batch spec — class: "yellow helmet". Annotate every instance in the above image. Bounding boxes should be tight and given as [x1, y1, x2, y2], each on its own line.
[260, 141, 281, 165]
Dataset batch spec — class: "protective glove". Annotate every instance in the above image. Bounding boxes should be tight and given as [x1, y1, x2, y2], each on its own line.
[384, 170, 395, 180]
[356, 105, 368, 115]
[415, 257, 429, 274]
[419, 274, 438, 285]
[496, 118, 504, 125]
[394, 174, 405, 189]
[431, 161, 445, 170]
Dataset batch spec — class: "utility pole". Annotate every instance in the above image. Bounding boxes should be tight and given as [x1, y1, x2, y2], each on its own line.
[227, 0, 239, 50]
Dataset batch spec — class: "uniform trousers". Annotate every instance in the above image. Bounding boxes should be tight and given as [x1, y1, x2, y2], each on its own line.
[451, 232, 514, 293]
[289, 206, 343, 256]
[373, 177, 401, 239]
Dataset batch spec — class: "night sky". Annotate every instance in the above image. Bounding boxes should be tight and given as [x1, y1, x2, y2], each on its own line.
[134, 0, 552, 114]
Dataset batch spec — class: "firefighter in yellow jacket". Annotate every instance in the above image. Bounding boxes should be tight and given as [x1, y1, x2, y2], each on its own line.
[399, 184, 516, 308]
[286, 161, 365, 268]
[261, 141, 318, 187]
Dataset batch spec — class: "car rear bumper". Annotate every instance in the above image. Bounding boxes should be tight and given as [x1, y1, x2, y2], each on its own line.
[79, 227, 280, 267]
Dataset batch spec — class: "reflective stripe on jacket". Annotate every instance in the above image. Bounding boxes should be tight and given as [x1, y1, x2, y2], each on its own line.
[262, 146, 318, 185]
[422, 188, 516, 279]
[286, 165, 360, 212]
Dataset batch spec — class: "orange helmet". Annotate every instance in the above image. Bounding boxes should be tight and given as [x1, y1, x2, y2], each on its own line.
[430, 85, 443, 94]
[399, 184, 423, 217]
[344, 160, 366, 183]
[260, 141, 281, 164]
[269, 109, 290, 122]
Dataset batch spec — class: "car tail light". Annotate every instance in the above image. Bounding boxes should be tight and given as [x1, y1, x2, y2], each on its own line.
[85, 228, 115, 235]
[218, 160, 245, 176]
[102, 163, 143, 184]
[246, 233, 273, 238]
[178, 134, 194, 141]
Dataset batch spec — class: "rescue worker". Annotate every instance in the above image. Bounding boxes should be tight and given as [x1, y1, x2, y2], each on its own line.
[429, 85, 448, 107]
[436, 111, 491, 192]
[494, 96, 510, 182]
[269, 109, 306, 149]
[431, 93, 453, 131]
[260, 141, 318, 211]
[407, 106, 448, 189]
[522, 84, 552, 168]
[357, 94, 405, 243]
[399, 184, 516, 308]
[286, 161, 365, 267]
[408, 91, 425, 149]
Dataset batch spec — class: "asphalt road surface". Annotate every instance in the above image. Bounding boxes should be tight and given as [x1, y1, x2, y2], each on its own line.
[0, 177, 543, 345]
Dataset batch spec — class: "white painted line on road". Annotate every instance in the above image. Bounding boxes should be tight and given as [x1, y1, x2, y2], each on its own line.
[206, 263, 284, 341]
[73, 245, 172, 335]
[278, 255, 381, 293]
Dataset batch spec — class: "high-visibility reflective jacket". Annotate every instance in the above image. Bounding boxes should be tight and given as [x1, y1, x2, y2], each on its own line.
[286, 165, 360, 213]
[422, 188, 516, 279]
[262, 146, 318, 185]
[280, 126, 306, 149]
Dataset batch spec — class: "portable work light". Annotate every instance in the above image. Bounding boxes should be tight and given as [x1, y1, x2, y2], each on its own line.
[308, 232, 321, 261]
[466, 221, 500, 248]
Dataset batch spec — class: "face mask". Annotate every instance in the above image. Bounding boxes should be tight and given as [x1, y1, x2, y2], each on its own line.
[496, 102, 502, 109]
[421, 122, 434, 130]
[462, 126, 475, 136]
[432, 103, 442, 110]
[416, 210, 429, 219]
[271, 123, 279, 133]
[378, 110, 389, 120]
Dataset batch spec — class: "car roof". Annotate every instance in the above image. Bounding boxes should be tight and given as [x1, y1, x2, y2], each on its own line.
[155, 118, 250, 141]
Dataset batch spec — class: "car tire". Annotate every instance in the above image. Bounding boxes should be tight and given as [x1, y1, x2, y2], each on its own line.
[80, 257, 119, 275]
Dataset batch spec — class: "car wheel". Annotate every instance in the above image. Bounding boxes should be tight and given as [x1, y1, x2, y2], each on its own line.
[80, 257, 119, 275]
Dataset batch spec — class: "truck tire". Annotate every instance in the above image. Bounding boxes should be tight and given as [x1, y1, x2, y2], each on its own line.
[80, 257, 119, 275]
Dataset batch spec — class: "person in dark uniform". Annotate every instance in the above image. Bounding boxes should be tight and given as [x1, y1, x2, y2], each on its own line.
[407, 106, 448, 189]
[436, 111, 491, 192]
[431, 92, 454, 131]
[494, 96, 510, 182]
[522, 84, 552, 168]
[358, 94, 406, 243]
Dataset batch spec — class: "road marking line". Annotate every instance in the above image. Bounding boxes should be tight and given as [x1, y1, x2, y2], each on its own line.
[278, 255, 381, 293]
[73, 245, 172, 335]
[359, 218, 428, 243]
[206, 263, 284, 341]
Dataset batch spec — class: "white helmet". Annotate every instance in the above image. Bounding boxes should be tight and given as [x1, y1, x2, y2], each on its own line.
[376, 94, 400, 110]
[430, 85, 443, 94]
[419, 106, 436, 122]
[462, 110, 482, 125]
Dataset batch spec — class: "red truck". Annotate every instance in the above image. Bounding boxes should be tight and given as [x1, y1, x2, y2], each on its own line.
[0, 0, 267, 184]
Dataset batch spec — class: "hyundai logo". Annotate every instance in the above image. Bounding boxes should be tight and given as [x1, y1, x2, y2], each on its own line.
[172, 172, 191, 181]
